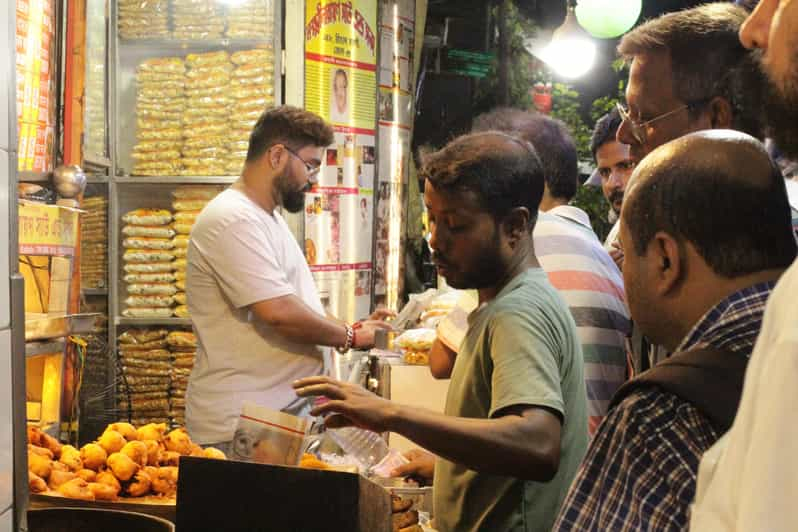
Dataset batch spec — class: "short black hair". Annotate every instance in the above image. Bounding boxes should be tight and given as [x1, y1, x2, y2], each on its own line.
[246, 105, 334, 163]
[618, 3, 766, 139]
[472, 108, 578, 201]
[625, 134, 797, 277]
[590, 108, 623, 161]
[420, 131, 545, 231]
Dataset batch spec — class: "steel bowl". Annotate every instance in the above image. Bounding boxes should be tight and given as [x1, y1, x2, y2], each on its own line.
[52, 165, 87, 198]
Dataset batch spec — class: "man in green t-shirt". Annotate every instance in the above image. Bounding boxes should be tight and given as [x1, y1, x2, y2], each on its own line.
[294, 131, 588, 532]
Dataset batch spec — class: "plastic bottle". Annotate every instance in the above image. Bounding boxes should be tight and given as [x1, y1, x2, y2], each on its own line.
[326, 426, 408, 476]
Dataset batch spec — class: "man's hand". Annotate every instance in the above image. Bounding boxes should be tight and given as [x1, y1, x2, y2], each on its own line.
[391, 449, 435, 485]
[353, 320, 394, 349]
[368, 307, 396, 321]
[293, 376, 397, 433]
[610, 240, 624, 271]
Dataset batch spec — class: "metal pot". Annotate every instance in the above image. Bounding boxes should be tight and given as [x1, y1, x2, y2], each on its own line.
[52, 165, 87, 198]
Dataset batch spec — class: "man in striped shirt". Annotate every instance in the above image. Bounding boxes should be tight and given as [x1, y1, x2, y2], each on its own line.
[533, 212, 631, 434]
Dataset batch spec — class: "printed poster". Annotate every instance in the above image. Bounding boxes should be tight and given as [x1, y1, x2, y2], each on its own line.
[16, 0, 57, 173]
[304, 0, 378, 321]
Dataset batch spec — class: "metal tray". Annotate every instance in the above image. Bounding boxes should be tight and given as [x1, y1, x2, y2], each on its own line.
[30, 493, 176, 524]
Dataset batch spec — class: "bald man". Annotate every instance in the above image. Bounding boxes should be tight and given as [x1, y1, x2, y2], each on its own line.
[691, 3, 798, 529]
[552, 130, 797, 532]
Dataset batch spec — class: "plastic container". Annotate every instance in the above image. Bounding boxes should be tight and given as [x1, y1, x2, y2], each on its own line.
[327, 426, 408, 476]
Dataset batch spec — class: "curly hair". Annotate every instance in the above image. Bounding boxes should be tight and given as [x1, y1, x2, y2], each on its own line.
[246, 105, 334, 162]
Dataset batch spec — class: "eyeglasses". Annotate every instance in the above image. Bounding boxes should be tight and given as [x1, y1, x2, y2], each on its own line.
[283, 145, 321, 177]
[616, 99, 709, 145]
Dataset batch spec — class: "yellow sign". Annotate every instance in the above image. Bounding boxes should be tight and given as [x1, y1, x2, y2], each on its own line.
[305, 0, 377, 132]
[18, 202, 80, 255]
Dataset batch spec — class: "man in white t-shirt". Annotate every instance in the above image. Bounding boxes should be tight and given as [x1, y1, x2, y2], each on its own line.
[185, 106, 391, 448]
[691, 2, 798, 529]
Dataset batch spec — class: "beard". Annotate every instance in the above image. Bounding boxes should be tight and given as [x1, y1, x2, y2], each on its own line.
[433, 226, 507, 290]
[608, 189, 624, 214]
[274, 171, 307, 213]
[764, 52, 798, 159]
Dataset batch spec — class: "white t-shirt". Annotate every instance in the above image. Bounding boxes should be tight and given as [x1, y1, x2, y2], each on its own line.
[185, 188, 326, 444]
[690, 259, 798, 531]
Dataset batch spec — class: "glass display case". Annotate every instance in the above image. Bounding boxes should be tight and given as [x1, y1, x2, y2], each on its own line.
[112, 0, 282, 178]
[108, 0, 283, 324]
[83, 0, 110, 165]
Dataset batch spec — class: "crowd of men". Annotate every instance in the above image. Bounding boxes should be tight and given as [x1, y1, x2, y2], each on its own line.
[296, 1, 798, 530]
[186, 0, 798, 530]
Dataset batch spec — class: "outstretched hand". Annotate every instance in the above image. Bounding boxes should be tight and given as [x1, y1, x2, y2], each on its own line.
[293, 376, 399, 433]
[390, 448, 435, 485]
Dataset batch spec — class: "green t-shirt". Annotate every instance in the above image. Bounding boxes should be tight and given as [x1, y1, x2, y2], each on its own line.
[433, 268, 588, 532]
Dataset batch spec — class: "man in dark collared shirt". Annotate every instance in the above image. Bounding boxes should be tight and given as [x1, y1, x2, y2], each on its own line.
[552, 131, 797, 531]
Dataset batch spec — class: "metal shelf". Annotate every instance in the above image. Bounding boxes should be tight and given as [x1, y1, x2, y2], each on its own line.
[82, 288, 108, 296]
[115, 317, 192, 327]
[114, 175, 238, 184]
[118, 37, 273, 51]
[84, 156, 113, 171]
[86, 175, 109, 184]
[26, 339, 66, 357]
[18, 171, 50, 183]
[104, 0, 284, 411]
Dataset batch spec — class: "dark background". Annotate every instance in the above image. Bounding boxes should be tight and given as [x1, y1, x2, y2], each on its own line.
[415, 0, 713, 150]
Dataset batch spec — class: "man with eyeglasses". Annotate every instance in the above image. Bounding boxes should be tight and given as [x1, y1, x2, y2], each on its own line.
[607, 2, 766, 266]
[184, 106, 392, 451]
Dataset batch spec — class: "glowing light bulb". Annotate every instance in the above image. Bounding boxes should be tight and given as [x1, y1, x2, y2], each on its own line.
[540, 36, 596, 79]
[537, 5, 597, 79]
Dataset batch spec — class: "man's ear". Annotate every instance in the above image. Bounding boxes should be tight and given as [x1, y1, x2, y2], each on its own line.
[502, 207, 531, 246]
[650, 231, 683, 296]
[268, 145, 287, 171]
[708, 96, 734, 129]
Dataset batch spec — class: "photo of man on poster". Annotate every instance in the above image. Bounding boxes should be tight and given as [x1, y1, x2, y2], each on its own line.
[330, 68, 350, 124]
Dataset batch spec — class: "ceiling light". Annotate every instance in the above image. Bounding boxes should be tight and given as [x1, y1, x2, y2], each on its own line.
[538, 3, 597, 79]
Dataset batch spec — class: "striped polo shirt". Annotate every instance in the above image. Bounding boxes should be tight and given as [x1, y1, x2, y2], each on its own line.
[535, 207, 631, 435]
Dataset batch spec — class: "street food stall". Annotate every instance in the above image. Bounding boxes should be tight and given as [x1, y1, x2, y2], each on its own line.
[3, 0, 431, 529]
